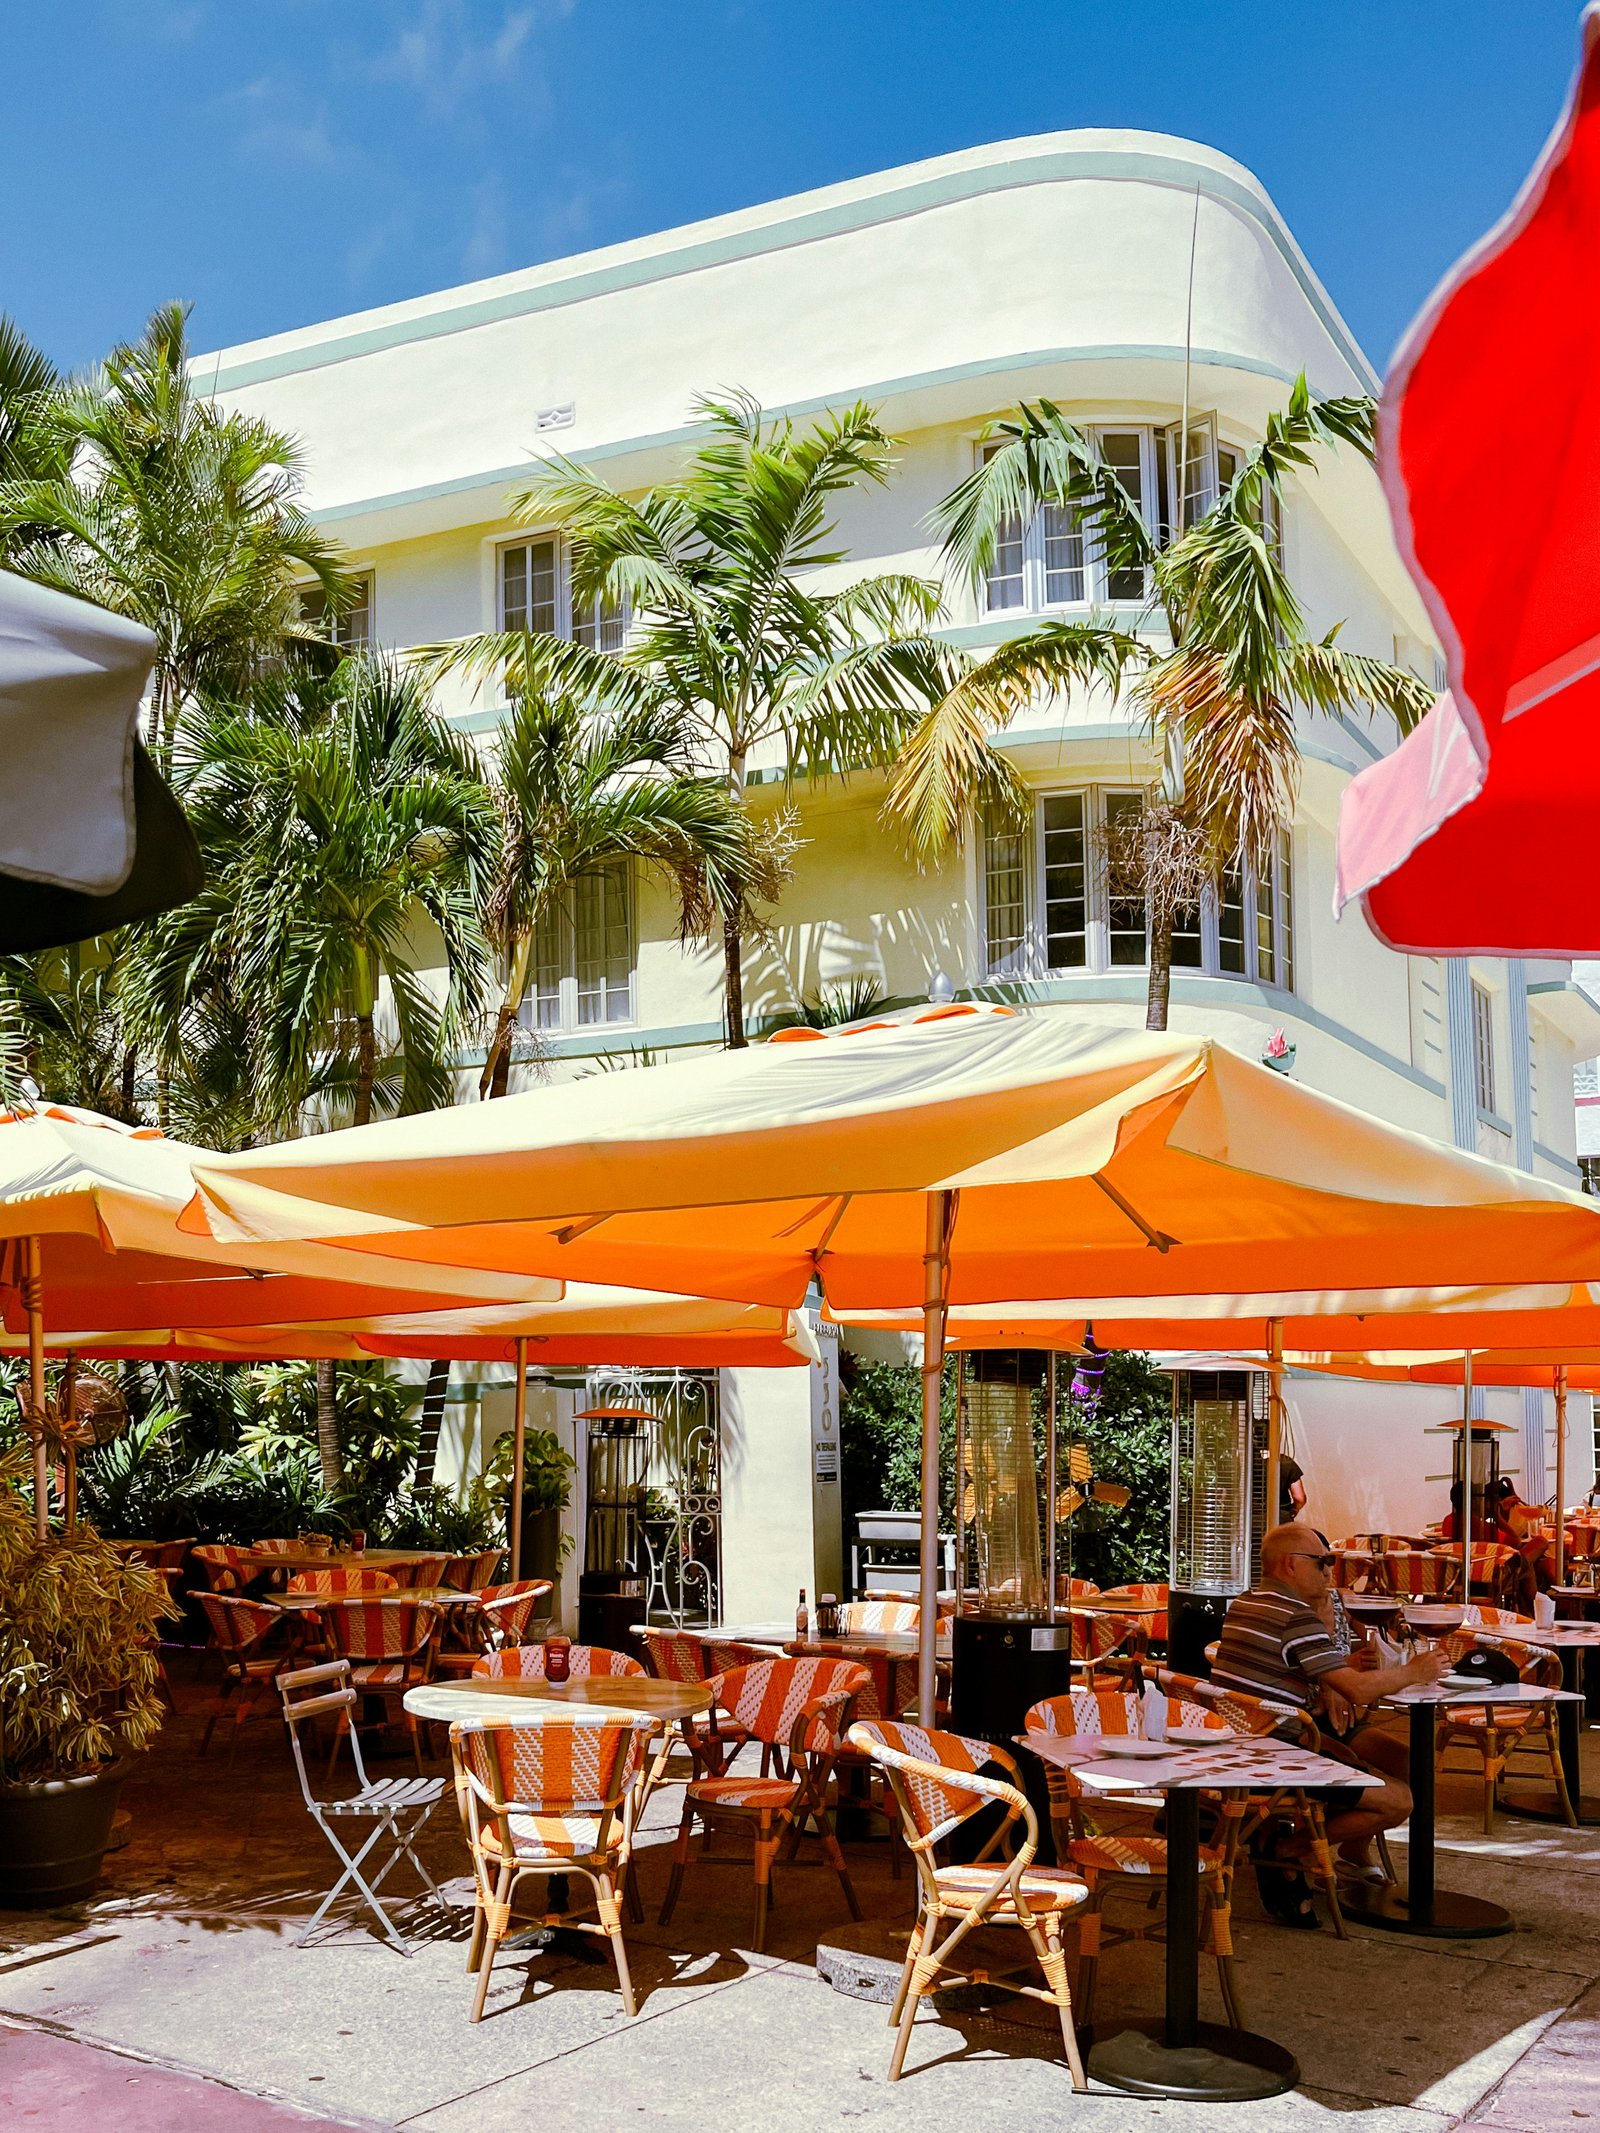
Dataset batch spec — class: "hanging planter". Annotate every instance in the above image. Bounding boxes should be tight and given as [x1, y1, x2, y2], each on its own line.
[1261, 1029, 1297, 1075]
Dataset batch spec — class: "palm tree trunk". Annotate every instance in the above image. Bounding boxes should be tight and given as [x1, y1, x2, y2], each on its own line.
[1146, 909, 1173, 1032]
[722, 909, 747, 1049]
[354, 1011, 377, 1127]
[314, 1359, 344, 1493]
[415, 1359, 451, 1483]
[481, 1004, 516, 1099]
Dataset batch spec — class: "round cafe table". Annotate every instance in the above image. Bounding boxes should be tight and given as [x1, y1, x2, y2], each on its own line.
[403, 1675, 713, 1726]
[275, 1586, 478, 1612]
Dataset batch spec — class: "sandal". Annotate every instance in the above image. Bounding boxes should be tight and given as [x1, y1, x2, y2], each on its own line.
[1251, 1834, 1321, 1929]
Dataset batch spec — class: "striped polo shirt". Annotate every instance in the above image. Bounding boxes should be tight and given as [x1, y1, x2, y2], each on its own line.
[1211, 1584, 1344, 1710]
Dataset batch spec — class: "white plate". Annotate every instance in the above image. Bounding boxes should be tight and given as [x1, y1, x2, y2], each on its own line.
[1162, 1724, 1224, 1746]
[1090, 1736, 1178, 1759]
[1440, 1673, 1494, 1690]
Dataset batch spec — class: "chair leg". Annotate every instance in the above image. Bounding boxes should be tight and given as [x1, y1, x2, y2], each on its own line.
[1033, 1916, 1087, 2094]
[470, 1864, 511, 2023]
[887, 1915, 926, 2028]
[624, 1858, 644, 1925]
[1075, 1889, 1103, 2026]
[466, 1900, 487, 1974]
[1549, 1729, 1578, 1829]
[596, 1874, 637, 2018]
[816, 1815, 862, 1923]
[887, 1937, 941, 2081]
[200, 1671, 235, 1755]
[752, 1815, 777, 1953]
[658, 1805, 695, 1926]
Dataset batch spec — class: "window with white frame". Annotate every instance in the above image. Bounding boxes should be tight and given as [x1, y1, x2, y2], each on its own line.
[499, 536, 627, 650]
[979, 429, 1157, 615]
[518, 864, 635, 1033]
[1472, 980, 1498, 1115]
[300, 572, 373, 650]
[982, 790, 1296, 990]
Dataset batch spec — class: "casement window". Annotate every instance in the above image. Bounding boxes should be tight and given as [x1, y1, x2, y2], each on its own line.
[300, 572, 373, 650]
[518, 863, 635, 1033]
[1472, 980, 1498, 1115]
[978, 429, 1159, 615]
[499, 537, 628, 648]
[982, 791, 1296, 990]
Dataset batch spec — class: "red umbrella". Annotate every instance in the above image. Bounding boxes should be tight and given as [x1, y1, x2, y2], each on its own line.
[1335, 7, 1600, 954]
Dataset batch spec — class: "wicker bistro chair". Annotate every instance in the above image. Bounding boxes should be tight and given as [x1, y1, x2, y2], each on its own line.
[848, 1719, 1089, 2088]
[1385, 1550, 1464, 1600]
[1024, 1688, 1243, 2025]
[279, 1662, 450, 1953]
[453, 1710, 666, 2022]
[197, 1594, 291, 1760]
[434, 1581, 554, 1678]
[319, 1599, 442, 1773]
[1097, 1583, 1170, 1646]
[1426, 1544, 1521, 1608]
[659, 1656, 869, 1952]
[287, 1568, 399, 1596]
[192, 1543, 261, 1595]
[441, 1548, 504, 1594]
[473, 1642, 645, 1682]
[637, 1629, 752, 1776]
[838, 1598, 920, 1634]
[386, 1554, 453, 1591]
[1437, 1629, 1574, 1833]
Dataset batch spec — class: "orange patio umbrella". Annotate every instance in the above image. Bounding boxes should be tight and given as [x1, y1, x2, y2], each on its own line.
[187, 1004, 1600, 1712]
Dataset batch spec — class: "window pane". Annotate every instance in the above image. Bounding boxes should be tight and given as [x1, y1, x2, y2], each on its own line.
[1041, 500, 1084, 604]
[1041, 793, 1087, 968]
[577, 865, 633, 1026]
[1218, 860, 1246, 975]
[1277, 829, 1295, 991]
[1099, 432, 1149, 599]
[1170, 898, 1204, 968]
[985, 516, 1026, 612]
[984, 816, 1028, 974]
[1254, 862, 1277, 986]
[574, 591, 628, 652]
[520, 902, 567, 1031]
[300, 574, 372, 650]
[1472, 983, 1496, 1114]
[1103, 791, 1147, 966]
[502, 540, 558, 634]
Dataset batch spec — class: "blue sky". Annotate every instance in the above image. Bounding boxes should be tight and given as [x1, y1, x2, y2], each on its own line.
[1, 0, 1583, 378]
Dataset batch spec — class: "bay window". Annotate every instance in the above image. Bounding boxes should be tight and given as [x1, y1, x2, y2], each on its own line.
[518, 863, 635, 1034]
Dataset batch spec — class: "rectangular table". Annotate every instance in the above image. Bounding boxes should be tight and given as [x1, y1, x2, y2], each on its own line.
[1022, 1730, 1377, 2102]
[1339, 1680, 1580, 1937]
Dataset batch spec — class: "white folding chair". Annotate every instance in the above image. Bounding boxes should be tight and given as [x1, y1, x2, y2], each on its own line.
[279, 1661, 452, 1954]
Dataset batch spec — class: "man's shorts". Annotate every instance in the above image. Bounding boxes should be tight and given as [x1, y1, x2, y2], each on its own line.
[1312, 1733, 1385, 1815]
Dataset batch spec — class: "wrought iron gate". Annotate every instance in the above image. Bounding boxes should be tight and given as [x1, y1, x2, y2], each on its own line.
[584, 1367, 722, 1625]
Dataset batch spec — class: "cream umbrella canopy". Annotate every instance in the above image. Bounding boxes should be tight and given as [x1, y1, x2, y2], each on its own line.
[187, 1004, 1600, 1712]
[0, 1103, 557, 1535]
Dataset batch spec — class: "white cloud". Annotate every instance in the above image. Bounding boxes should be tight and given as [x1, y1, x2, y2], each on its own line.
[366, 0, 571, 121]
[224, 76, 351, 175]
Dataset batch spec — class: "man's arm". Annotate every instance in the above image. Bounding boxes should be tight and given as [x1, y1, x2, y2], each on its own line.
[1319, 1646, 1449, 1710]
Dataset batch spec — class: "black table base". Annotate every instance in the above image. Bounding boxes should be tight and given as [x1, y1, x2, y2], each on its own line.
[1345, 1699, 1512, 1937]
[1084, 2019, 1297, 2101]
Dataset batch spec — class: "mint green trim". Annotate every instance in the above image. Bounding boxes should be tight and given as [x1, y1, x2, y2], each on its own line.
[201, 143, 1372, 396]
[306, 344, 1304, 530]
[1534, 1140, 1583, 1180]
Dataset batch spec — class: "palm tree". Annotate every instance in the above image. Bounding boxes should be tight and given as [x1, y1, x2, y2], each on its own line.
[0, 302, 350, 764]
[900, 376, 1436, 1027]
[425, 392, 967, 1046]
[475, 693, 755, 1098]
[0, 315, 65, 489]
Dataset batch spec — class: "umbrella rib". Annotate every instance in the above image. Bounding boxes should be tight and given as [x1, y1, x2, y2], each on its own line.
[1092, 1173, 1177, 1253]
[555, 1213, 613, 1245]
[807, 1195, 853, 1263]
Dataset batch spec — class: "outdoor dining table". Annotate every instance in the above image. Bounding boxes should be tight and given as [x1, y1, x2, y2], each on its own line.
[1020, 1729, 1380, 2102]
[1473, 1619, 1600, 1824]
[1339, 1679, 1581, 1938]
[245, 1546, 450, 1574]
[402, 1675, 714, 1727]
[273, 1585, 480, 1611]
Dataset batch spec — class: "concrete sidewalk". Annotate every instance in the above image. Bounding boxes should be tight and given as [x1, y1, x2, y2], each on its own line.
[4, 1654, 1600, 2131]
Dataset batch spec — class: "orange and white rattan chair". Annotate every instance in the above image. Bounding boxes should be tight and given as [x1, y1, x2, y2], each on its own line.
[279, 1662, 450, 1953]
[197, 1593, 290, 1762]
[472, 1642, 644, 1682]
[434, 1580, 554, 1678]
[1025, 1688, 1244, 2024]
[192, 1544, 259, 1594]
[838, 1598, 920, 1634]
[848, 1719, 1089, 2087]
[287, 1568, 399, 1596]
[659, 1656, 868, 1951]
[441, 1548, 504, 1593]
[319, 1598, 441, 1773]
[452, 1710, 665, 2021]
[1437, 1628, 1574, 1833]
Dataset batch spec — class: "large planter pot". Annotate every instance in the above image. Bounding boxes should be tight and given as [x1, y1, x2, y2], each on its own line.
[519, 1504, 566, 1587]
[0, 1760, 128, 1908]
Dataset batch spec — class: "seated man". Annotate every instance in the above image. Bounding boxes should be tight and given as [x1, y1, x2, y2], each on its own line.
[1212, 1523, 1448, 1924]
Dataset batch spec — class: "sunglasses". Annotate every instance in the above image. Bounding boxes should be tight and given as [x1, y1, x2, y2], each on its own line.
[1290, 1552, 1338, 1571]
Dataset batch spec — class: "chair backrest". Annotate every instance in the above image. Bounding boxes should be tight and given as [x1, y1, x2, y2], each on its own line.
[452, 1713, 659, 1852]
[320, 1598, 438, 1662]
[700, 1638, 775, 1675]
[1389, 1551, 1461, 1598]
[387, 1554, 452, 1589]
[1098, 1583, 1169, 1639]
[1064, 1577, 1101, 1600]
[442, 1548, 504, 1593]
[251, 1539, 299, 1556]
[640, 1629, 709, 1684]
[1024, 1688, 1148, 1740]
[711, 1656, 871, 1754]
[473, 1642, 645, 1681]
[287, 1568, 398, 1596]
[847, 1718, 1034, 1855]
[1462, 1604, 1534, 1627]
[475, 1581, 551, 1645]
[197, 1591, 281, 1656]
[1445, 1626, 1560, 1686]
[279, 1659, 368, 1801]
[192, 1544, 256, 1593]
[839, 1598, 919, 1634]
[1175, 1674, 1313, 1743]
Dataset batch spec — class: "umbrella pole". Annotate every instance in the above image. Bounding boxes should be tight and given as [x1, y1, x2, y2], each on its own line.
[1265, 1317, 1284, 1544]
[919, 1192, 954, 1724]
[1554, 1363, 1568, 1589]
[1045, 1351, 1058, 1621]
[1461, 1349, 1474, 1603]
[25, 1235, 46, 1541]
[509, 1338, 528, 1582]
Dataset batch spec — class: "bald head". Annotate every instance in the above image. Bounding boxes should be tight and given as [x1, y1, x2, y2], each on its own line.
[1261, 1521, 1333, 1603]
[1262, 1523, 1319, 1577]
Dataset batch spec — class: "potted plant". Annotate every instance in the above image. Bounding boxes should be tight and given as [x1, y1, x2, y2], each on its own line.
[0, 1449, 174, 1906]
[485, 1427, 575, 1585]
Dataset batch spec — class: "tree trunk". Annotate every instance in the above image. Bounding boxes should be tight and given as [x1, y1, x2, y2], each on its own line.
[722, 908, 746, 1049]
[415, 1360, 451, 1484]
[119, 1045, 137, 1122]
[480, 1004, 516, 1099]
[1146, 907, 1173, 1032]
[314, 1358, 344, 1492]
[354, 1011, 376, 1127]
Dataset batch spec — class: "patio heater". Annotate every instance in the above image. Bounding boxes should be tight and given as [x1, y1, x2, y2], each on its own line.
[1168, 1368, 1270, 1674]
[576, 1402, 654, 1655]
[950, 1350, 1074, 1747]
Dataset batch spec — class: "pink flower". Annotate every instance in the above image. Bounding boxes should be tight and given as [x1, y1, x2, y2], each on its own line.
[1263, 1028, 1290, 1059]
